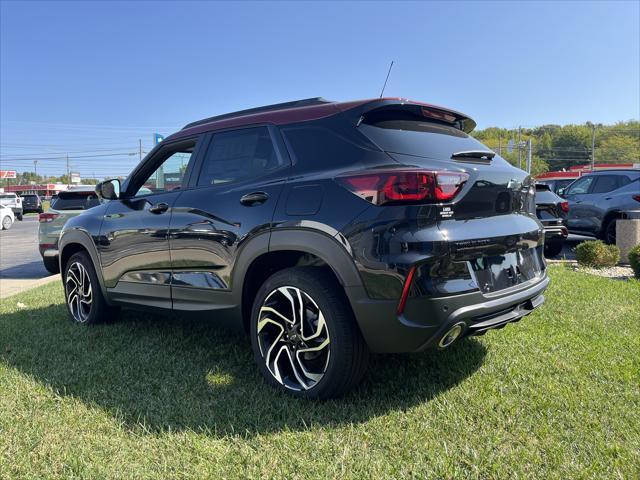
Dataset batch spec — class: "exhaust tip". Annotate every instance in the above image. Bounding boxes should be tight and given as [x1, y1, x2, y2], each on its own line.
[438, 322, 465, 348]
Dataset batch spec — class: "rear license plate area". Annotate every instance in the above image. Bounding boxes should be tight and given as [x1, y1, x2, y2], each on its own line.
[470, 248, 543, 294]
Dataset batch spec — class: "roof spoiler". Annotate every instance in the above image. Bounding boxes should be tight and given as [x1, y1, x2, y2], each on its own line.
[339, 98, 477, 133]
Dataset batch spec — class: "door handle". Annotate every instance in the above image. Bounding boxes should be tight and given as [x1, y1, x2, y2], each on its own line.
[605, 197, 612, 200]
[149, 202, 169, 214]
[240, 191, 269, 206]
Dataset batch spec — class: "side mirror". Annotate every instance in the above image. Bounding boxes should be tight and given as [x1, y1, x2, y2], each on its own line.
[96, 179, 121, 200]
[557, 187, 566, 196]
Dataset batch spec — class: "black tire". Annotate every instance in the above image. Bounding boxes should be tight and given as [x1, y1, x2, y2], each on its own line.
[16, 213, 23, 221]
[64, 251, 119, 324]
[43, 256, 60, 274]
[544, 240, 564, 258]
[250, 267, 369, 400]
[602, 218, 617, 245]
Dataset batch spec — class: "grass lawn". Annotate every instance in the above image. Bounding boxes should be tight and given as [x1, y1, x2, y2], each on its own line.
[1, 266, 638, 478]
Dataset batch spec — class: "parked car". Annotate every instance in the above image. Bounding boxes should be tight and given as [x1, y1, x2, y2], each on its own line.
[536, 178, 576, 195]
[559, 169, 640, 244]
[58, 97, 549, 399]
[0, 204, 14, 230]
[0, 192, 23, 220]
[21, 193, 44, 214]
[39, 189, 101, 274]
[535, 184, 568, 257]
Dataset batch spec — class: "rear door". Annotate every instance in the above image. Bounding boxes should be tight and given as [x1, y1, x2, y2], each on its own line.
[564, 175, 596, 233]
[99, 137, 202, 308]
[169, 125, 289, 310]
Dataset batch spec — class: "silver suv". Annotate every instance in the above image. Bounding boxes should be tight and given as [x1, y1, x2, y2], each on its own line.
[560, 169, 640, 243]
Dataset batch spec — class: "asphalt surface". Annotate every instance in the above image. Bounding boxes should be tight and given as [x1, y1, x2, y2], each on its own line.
[0, 215, 50, 279]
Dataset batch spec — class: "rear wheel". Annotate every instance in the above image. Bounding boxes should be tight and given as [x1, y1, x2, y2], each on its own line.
[43, 256, 60, 274]
[16, 213, 23, 221]
[544, 240, 564, 258]
[250, 267, 369, 399]
[1, 215, 12, 230]
[64, 251, 118, 324]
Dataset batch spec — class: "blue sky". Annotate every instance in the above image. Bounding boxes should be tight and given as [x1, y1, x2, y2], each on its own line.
[1, 0, 639, 178]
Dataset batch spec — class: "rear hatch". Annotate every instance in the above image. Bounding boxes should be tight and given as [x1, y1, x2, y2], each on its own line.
[535, 184, 566, 226]
[354, 103, 544, 293]
[41, 190, 102, 238]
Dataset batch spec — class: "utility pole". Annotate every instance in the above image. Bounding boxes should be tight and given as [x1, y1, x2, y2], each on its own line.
[139, 139, 143, 162]
[498, 135, 502, 156]
[517, 127, 522, 169]
[591, 125, 596, 170]
[66, 154, 70, 187]
[526, 138, 533, 173]
[33, 160, 38, 178]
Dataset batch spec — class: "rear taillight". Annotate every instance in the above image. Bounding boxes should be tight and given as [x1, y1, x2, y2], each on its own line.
[336, 170, 469, 205]
[560, 201, 569, 213]
[633, 195, 640, 203]
[38, 213, 59, 223]
[396, 265, 417, 316]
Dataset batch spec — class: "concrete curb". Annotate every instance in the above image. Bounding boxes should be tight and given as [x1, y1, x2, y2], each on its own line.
[0, 274, 61, 300]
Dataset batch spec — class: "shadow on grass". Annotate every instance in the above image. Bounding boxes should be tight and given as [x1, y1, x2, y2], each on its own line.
[0, 303, 486, 437]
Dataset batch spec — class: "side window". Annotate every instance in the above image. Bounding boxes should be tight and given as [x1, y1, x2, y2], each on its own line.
[566, 176, 594, 195]
[591, 175, 620, 194]
[133, 142, 196, 197]
[196, 127, 283, 187]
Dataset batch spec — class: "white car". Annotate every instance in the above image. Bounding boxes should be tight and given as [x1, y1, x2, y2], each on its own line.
[1, 204, 15, 230]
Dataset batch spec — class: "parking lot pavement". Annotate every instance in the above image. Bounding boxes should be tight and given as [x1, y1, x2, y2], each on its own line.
[0, 216, 49, 280]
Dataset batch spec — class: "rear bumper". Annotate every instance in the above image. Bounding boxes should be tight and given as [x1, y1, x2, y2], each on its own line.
[347, 271, 549, 353]
[543, 225, 568, 242]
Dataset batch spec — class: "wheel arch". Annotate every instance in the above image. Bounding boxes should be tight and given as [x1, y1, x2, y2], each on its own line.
[59, 229, 109, 300]
[233, 229, 364, 331]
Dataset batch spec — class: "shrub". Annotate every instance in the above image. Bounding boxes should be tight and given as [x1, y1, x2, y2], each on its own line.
[575, 240, 620, 268]
[629, 245, 640, 279]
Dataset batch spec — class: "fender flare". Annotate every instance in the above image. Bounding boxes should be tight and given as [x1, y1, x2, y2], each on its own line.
[58, 229, 109, 300]
[229, 228, 365, 321]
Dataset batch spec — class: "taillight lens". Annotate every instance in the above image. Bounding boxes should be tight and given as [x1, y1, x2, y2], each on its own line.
[560, 201, 569, 213]
[38, 213, 59, 223]
[337, 170, 469, 205]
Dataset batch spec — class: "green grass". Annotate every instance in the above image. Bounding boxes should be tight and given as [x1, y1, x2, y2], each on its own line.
[1, 267, 638, 478]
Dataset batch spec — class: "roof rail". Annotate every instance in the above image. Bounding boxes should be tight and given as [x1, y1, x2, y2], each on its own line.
[181, 97, 332, 130]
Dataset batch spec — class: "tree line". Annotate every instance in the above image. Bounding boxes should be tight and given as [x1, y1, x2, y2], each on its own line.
[473, 120, 640, 176]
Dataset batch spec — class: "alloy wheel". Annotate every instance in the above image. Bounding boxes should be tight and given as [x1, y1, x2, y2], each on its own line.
[256, 286, 331, 391]
[65, 261, 93, 323]
[2, 216, 11, 229]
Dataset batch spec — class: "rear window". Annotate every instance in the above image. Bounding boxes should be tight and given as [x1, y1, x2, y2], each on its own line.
[0, 194, 17, 199]
[51, 192, 101, 210]
[359, 118, 492, 160]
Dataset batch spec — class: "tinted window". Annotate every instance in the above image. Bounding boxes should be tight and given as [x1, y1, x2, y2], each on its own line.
[554, 179, 575, 193]
[197, 127, 282, 187]
[566, 176, 594, 195]
[51, 193, 101, 210]
[591, 175, 620, 194]
[359, 119, 491, 160]
[282, 121, 380, 170]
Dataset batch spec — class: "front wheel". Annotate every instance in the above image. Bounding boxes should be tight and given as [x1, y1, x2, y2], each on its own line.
[1, 215, 12, 230]
[64, 251, 118, 324]
[250, 267, 369, 399]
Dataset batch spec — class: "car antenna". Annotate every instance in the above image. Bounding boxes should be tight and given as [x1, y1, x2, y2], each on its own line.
[379, 60, 394, 98]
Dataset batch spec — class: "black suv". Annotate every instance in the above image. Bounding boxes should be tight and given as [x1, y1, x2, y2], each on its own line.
[21, 193, 44, 214]
[59, 98, 549, 399]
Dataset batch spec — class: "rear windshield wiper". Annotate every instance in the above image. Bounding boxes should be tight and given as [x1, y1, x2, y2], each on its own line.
[451, 150, 496, 162]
